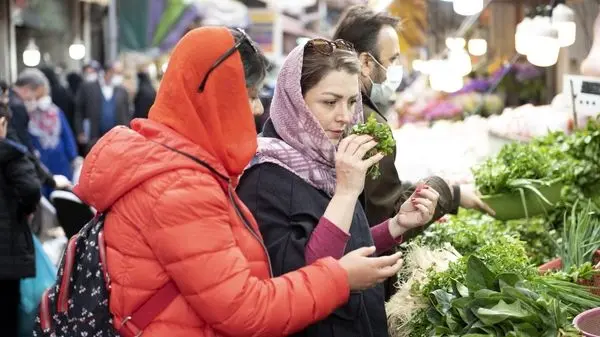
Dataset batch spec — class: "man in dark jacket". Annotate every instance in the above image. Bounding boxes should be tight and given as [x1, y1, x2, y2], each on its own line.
[0, 101, 41, 337]
[74, 61, 131, 153]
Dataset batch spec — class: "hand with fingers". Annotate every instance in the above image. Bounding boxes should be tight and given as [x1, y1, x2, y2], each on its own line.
[459, 184, 496, 216]
[389, 183, 440, 238]
[338, 246, 403, 290]
[334, 134, 385, 198]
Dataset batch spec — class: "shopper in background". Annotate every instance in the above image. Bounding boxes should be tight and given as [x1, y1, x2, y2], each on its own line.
[74, 60, 131, 153]
[39, 67, 76, 134]
[13, 69, 77, 197]
[74, 27, 403, 337]
[237, 39, 436, 337]
[66, 72, 83, 98]
[133, 69, 156, 119]
[0, 94, 41, 337]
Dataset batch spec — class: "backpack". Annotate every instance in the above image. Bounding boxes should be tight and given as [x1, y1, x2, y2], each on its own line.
[32, 213, 178, 337]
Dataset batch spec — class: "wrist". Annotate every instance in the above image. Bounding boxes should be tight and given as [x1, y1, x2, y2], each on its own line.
[333, 189, 360, 201]
[388, 216, 408, 239]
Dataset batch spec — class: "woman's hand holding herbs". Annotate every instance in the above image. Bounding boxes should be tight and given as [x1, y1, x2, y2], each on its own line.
[459, 184, 496, 216]
[389, 184, 440, 238]
[334, 134, 384, 198]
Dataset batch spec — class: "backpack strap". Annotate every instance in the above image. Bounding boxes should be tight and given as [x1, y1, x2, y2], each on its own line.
[117, 281, 179, 337]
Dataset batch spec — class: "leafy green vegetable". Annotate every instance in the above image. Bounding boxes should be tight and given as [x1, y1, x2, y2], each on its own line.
[412, 209, 558, 266]
[558, 200, 600, 271]
[350, 112, 396, 179]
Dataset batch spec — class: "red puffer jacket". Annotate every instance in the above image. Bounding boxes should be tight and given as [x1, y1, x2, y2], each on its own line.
[74, 27, 349, 337]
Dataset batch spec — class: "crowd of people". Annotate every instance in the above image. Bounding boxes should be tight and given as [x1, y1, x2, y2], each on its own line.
[0, 5, 494, 337]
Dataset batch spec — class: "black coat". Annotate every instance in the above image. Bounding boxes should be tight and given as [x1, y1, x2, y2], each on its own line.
[8, 90, 34, 153]
[133, 73, 156, 119]
[0, 139, 41, 279]
[237, 120, 389, 337]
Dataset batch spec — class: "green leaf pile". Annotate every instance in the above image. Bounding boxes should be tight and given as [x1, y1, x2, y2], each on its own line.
[351, 112, 396, 179]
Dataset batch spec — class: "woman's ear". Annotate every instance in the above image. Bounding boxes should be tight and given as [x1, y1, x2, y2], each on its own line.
[359, 52, 372, 78]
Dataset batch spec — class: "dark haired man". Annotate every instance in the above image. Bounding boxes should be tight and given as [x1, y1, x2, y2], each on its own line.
[334, 5, 494, 299]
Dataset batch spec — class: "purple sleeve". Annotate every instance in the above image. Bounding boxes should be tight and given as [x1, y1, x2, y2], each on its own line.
[305, 218, 403, 264]
[371, 220, 403, 255]
[305, 217, 351, 264]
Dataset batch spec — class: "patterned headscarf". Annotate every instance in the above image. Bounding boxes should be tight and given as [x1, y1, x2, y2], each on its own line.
[250, 44, 363, 196]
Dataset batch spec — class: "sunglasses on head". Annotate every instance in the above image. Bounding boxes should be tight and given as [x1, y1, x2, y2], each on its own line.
[306, 38, 355, 55]
[198, 27, 259, 93]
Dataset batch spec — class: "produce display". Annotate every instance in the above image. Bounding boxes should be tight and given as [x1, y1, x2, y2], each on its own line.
[387, 119, 600, 337]
[472, 118, 600, 217]
[352, 113, 397, 179]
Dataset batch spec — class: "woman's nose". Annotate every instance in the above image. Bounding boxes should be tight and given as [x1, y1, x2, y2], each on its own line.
[337, 104, 352, 124]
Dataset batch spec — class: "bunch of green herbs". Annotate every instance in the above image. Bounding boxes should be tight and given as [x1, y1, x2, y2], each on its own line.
[351, 113, 396, 179]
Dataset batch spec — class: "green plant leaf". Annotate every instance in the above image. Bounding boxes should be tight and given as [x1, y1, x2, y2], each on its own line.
[466, 256, 497, 291]
[474, 300, 531, 325]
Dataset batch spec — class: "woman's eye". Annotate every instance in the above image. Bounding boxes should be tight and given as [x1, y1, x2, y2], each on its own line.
[323, 100, 337, 106]
[349, 99, 357, 105]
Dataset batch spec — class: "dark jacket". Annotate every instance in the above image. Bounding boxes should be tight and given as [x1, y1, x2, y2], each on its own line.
[0, 139, 41, 279]
[133, 72, 156, 119]
[8, 89, 34, 153]
[237, 120, 389, 337]
[74, 80, 131, 148]
[360, 93, 460, 227]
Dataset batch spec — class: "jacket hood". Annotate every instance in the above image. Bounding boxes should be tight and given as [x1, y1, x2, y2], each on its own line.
[149, 26, 256, 177]
[75, 27, 257, 211]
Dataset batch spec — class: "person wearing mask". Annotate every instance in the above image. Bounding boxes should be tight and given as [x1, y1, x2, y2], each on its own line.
[237, 39, 437, 337]
[13, 69, 77, 197]
[0, 97, 41, 337]
[39, 67, 76, 134]
[74, 61, 131, 153]
[133, 68, 156, 119]
[73, 27, 402, 337]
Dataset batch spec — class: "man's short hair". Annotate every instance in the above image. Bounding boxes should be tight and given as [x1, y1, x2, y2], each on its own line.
[333, 5, 400, 60]
[15, 68, 50, 91]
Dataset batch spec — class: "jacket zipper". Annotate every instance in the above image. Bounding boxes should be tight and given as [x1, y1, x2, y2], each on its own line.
[58, 234, 79, 313]
[228, 185, 273, 277]
[40, 287, 52, 331]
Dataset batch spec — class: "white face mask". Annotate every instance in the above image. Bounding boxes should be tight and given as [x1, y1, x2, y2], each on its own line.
[24, 100, 37, 113]
[369, 56, 404, 108]
[37, 95, 53, 111]
[85, 73, 98, 82]
[111, 75, 124, 86]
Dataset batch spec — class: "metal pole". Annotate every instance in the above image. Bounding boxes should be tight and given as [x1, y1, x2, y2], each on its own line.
[107, 0, 118, 62]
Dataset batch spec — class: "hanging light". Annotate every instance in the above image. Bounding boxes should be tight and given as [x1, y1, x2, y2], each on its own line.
[515, 17, 533, 55]
[23, 39, 41, 67]
[552, 4, 576, 47]
[468, 38, 487, 56]
[453, 0, 483, 16]
[69, 38, 86, 60]
[527, 16, 560, 67]
[445, 37, 466, 50]
[448, 48, 472, 76]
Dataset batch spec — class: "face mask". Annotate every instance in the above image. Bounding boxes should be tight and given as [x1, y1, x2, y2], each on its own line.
[368, 55, 404, 108]
[111, 75, 124, 86]
[24, 100, 37, 113]
[37, 95, 53, 111]
[85, 73, 98, 82]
